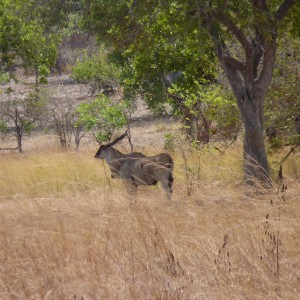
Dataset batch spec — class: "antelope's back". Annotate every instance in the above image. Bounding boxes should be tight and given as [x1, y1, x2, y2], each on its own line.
[118, 152, 145, 175]
[147, 153, 174, 170]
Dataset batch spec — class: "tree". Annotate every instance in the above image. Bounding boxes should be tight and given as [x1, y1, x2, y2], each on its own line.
[169, 81, 240, 144]
[48, 96, 87, 150]
[83, 0, 300, 185]
[0, 90, 46, 152]
[0, 0, 71, 82]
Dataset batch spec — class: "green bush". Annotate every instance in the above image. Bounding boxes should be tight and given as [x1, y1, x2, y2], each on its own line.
[0, 119, 8, 133]
[0, 72, 10, 84]
[76, 94, 127, 142]
[164, 132, 175, 151]
[72, 48, 120, 86]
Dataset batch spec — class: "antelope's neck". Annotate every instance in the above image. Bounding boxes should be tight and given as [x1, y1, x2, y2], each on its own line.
[107, 147, 122, 163]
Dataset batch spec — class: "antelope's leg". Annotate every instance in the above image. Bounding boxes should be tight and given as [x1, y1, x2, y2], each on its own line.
[160, 173, 173, 201]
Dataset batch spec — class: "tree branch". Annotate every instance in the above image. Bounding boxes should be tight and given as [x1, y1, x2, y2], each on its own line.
[252, 28, 264, 79]
[213, 39, 245, 75]
[0, 147, 18, 151]
[255, 38, 276, 96]
[276, 0, 295, 23]
[223, 55, 245, 74]
[276, 143, 300, 167]
[217, 13, 252, 51]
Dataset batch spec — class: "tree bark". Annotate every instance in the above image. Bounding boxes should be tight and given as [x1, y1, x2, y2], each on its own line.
[16, 128, 23, 153]
[238, 89, 270, 185]
[222, 69, 272, 185]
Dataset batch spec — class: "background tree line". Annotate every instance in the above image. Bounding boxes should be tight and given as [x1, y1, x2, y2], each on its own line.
[0, 0, 299, 184]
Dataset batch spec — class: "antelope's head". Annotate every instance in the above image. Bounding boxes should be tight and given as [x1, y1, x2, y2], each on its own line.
[94, 130, 128, 160]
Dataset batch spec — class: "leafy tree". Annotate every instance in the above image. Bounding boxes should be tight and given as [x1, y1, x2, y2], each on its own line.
[18, 22, 59, 84]
[0, 0, 71, 82]
[82, 0, 300, 184]
[76, 94, 127, 143]
[169, 82, 240, 144]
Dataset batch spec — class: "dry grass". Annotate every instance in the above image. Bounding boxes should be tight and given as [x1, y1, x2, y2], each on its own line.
[0, 149, 103, 198]
[0, 146, 299, 299]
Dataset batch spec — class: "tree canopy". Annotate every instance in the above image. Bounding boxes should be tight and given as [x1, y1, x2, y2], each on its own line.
[0, 0, 73, 82]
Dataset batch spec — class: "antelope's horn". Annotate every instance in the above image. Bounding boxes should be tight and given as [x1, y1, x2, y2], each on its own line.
[106, 129, 129, 147]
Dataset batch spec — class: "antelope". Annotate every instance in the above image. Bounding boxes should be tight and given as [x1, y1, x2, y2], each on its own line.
[94, 130, 174, 203]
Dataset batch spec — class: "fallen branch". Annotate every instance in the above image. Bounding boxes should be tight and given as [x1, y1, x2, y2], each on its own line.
[0, 147, 18, 151]
[276, 143, 299, 180]
[277, 143, 299, 167]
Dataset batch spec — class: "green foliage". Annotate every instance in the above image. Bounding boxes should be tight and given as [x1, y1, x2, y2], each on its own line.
[0, 87, 47, 151]
[76, 94, 127, 142]
[81, 0, 300, 131]
[72, 48, 121, 85]
[80, 0, 216, 112]
[23, 119, 36, 134]
[0, 71, 9, 84]
[18, 21, 59, 76]
[0, 119, 8, 133]
[284, 1, 300, 37]
[169, 82, 240, 141]
[0, 0, 64, 81]
[288, 133, 300, 145]
[163, 132, 175, 151]
[78, 0, 238, 142]
[265, 35, 300, 149]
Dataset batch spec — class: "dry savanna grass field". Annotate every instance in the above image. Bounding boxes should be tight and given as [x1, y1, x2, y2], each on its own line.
[0, 131, 299, 299]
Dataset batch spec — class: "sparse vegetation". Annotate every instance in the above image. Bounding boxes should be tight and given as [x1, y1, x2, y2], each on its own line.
[0, 89, 46, 152]
[163, 132, 175, 152]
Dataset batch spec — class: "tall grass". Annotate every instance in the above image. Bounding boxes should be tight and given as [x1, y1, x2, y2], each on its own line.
[0, 146, 299, 299]
[0, 150, 106, 198]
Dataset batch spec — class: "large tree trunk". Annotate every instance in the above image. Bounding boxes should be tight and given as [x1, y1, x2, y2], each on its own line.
[226, 80, 272, 185]
[243, 127, 270, 185]
[237, 88, 270, 185]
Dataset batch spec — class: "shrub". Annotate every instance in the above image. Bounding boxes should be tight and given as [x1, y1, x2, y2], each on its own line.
[72, 48, 121, 93]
